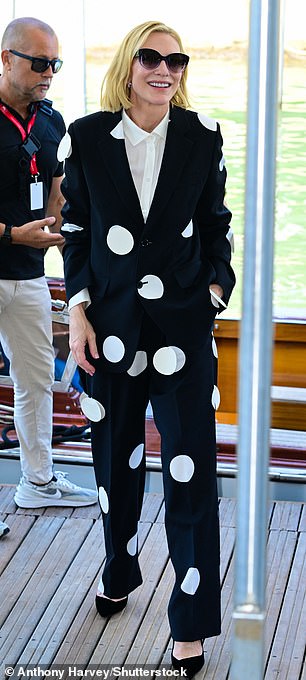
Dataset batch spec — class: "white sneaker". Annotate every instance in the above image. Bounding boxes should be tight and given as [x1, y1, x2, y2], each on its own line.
[0, 520, 10, 537]
[14, 471, 98, 508]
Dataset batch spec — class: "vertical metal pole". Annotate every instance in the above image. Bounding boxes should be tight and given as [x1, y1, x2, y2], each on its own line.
[230, 1, 281, 679]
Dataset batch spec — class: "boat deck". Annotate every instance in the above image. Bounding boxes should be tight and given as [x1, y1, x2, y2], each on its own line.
[0, 487, 305, 679]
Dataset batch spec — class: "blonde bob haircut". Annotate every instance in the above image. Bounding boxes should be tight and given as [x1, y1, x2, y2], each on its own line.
[101, 20, 190, 112]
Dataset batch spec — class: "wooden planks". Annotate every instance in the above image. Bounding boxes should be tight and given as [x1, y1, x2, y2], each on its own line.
[265, 532, 306, 679]
[0, 491, 305, 679]
[0, 517, 92, 666]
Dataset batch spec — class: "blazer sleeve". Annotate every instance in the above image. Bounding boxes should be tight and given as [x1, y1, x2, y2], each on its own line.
[60, 122, 93, 302]
[195, 122, 235, 305]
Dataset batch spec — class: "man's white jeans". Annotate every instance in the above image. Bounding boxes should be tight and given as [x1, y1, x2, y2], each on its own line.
[0, 277, 54, 483]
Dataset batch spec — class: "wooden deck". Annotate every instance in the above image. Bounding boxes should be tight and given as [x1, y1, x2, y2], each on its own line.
[0, 487, 305, 679]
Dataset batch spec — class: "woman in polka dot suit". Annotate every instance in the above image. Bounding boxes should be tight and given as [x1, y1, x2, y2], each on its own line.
[61, 20, 235, 677]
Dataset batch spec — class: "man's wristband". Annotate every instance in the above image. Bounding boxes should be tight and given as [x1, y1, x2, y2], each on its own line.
[0, 224, 13, 245]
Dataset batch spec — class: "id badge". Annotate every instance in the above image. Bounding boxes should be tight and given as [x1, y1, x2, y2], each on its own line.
[30, 180, 44, 210]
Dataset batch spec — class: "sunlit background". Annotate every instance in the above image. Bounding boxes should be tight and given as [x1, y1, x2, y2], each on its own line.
[1, 0, 306, 319]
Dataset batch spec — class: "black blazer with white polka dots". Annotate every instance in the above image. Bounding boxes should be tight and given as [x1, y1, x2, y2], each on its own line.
[61, 106, 235, 372]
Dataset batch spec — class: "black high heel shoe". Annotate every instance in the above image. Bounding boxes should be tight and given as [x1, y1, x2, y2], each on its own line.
[171, 640, 204, 679]
[95, 594, 128, 618]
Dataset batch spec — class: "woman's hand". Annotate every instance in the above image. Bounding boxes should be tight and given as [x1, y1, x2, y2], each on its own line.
[209, 283, 224, 299]
[209, 283, 227, 309]
[69, 304, 99, 375]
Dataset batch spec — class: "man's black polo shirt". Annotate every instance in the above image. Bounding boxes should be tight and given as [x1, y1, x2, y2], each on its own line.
[0, 100, 65, 279]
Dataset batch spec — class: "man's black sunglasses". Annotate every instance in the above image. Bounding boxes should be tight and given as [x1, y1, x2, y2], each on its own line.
[9, 49, 63, 74]
[134, 48, 189, 74]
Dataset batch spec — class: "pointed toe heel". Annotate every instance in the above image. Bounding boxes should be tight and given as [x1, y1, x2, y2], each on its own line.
[95, 594, 128, 618]
[171, 641, 204, 679]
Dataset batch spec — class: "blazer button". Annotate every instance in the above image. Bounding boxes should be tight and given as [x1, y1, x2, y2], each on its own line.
[137, 281, 143, 289]
[140, 239, 153, 247]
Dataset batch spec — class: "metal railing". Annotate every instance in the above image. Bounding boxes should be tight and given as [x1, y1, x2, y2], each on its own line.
[230, 1, 282, 678]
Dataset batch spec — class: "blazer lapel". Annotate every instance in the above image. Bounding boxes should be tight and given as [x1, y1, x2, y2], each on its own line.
[96, 108, 195, 230]
[97, 113, 144, 225]
[145, 108, 194, 228]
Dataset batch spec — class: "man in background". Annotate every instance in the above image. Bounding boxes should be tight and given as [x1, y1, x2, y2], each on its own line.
[0, 16, 97, 509]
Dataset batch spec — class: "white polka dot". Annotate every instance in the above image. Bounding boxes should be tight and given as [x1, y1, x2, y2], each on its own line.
[181, 567, 200, 595]
[170, 455, 195, 482]
[211, 293, 220, 308]
[79, 391, 88, 406]
[97, 576, 104, 593]
[210, 289, 227, 309]
[57, 132, 72, 161]
[212, 336, 218, 358]
[181, 220, 193, 238]
[99, 486, 109, 513]
[197, 112, 217, 132]
[129, 443, 144, 469]
[103, 335, 125, 362]
[138, 274, 164, 299]
[127, 532, 138, 556]
[106, 225, 134, 255]
[212, 385, 220, 410]
[169, 346, 186, 372]
[226, 227, 235, 252]
[153, 347, 177, 375]
[61, 222, 83, 233]
[80, 396, 105, 422]
[219, 155, 226, 171]
[127, 351, 147, 377]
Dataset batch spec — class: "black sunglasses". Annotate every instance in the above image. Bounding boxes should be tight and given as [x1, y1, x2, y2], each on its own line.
[9, 49, 63, 74]
[134, 48, 189, 74]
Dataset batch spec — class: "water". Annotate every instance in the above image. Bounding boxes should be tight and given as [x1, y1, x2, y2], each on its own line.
[45, 52, 306, 320]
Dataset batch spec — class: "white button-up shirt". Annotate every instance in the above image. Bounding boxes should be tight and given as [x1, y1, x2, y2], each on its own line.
[69, 109, 169, 309]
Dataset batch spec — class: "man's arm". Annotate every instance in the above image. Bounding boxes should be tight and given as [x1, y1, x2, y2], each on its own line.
[46, 175, 66, 248]
[0, 173, 65, 247]
[0, 217, 65, 248]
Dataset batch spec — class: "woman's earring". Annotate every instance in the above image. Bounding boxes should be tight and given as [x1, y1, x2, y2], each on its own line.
[127, 81, 132, 88]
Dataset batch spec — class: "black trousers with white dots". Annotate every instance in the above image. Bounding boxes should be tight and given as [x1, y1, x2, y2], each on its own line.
[89, 314, 221, 641]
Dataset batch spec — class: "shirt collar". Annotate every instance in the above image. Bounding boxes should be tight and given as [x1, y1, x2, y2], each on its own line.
[111, 109, 169, 145]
